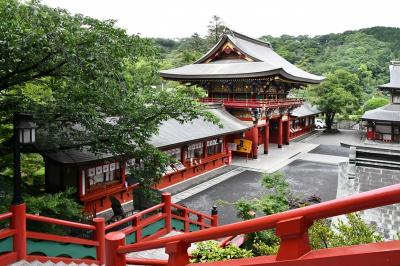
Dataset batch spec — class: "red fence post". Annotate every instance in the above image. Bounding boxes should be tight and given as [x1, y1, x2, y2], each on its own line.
[275, 216, 312, 261]
[10, 203, 26, 261]
[183, 209, 189, 232]
[211, 206, 218, 227]
[165, 241, 190, 266]
[93, 217, 106, 265]
[162, 193, 172, 234]
[134, 216, 142, 243]
[105, 231, 126, 266]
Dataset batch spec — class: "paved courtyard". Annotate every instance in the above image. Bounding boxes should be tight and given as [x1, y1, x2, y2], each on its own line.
[175, 130, 359, 225]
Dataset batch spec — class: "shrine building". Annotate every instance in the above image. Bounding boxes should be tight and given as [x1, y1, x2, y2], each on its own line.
[362, 61, 400, 143]
[39, 103, 251, 214]
[160, 31, 324, 158]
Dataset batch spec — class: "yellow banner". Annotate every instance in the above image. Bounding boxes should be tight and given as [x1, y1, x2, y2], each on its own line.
[234, 139, 252, 153]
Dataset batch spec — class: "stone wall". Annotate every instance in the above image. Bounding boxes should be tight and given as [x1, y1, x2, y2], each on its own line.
[337, 161, 400, 239]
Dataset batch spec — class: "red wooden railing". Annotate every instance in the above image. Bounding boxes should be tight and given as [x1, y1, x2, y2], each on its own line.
[106, 184, 400, 266]
[201, 98, 303, 109]
[0, 193, 218, 266]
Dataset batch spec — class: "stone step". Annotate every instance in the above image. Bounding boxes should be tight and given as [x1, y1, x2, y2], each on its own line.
[10, 260, 98, 266]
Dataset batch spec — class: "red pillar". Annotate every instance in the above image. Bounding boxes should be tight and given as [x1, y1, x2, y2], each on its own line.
[251, 126, 259, 159]
[93, 217, 106, 265]
[285, 116, 290, 145]
[264, 119, 269, 154]
[276, 216, 312, 261]
[105, 231, 126, 266]
[10, 203, 26, 261]
[166, 241, 190, 266]
[162, 193, 172, 233]
[278, 117, 283, 148]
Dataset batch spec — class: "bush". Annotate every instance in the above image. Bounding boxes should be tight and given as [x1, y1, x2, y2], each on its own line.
[309, 213, 383, 249]
[190, 241, 253, 263]
[363, 97, 389, 112]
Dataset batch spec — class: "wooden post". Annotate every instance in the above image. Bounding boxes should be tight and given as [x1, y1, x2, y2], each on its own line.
[197, 215, 204, 230]
[165, 241, 190, 266]
[264, 118, 269, 154]
[211, 205, 218, 227]
[10, 203, 26, 261]
[162, 193, 172, 234]
[93, 217, 106, 265]
[278, 117, 283, 148]
[251, 126, 258, 159]
[183, 209, 189, 232]
[285, 117, 290, 145]
[105, 231, 126, 266]
[275, 216, 312, 261]
[134, 216, 142, 243]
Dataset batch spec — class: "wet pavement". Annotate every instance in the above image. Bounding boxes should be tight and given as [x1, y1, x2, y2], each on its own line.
[179, 160, 338, 225]
[308, 144, 349, 157]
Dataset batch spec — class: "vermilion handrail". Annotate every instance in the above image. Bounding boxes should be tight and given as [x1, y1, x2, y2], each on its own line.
[0, 212, 12, 221]
[26, 213, 96, 230]
[118, 184, 400, 254]
[105, 203, 165, 230]
[171, 203, 214, 221]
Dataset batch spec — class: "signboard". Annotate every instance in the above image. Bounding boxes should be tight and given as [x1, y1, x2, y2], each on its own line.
[234, 139, 252, 154]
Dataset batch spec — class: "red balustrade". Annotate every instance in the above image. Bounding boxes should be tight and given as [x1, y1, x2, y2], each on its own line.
[0, 192, 218, 266]
[201, 98, 303, 109]
[106, 184, 400, 266]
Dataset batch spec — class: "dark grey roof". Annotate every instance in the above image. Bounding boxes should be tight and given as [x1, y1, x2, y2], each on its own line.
[291, 102, 321, 117]
[378, 82, 400, 91]
[160, 31, 324, 84]
[43, 147, 114, 165]
[150, 104, 251, 149]
[43, 104, 251, 164]
[362, 104, 400, 122]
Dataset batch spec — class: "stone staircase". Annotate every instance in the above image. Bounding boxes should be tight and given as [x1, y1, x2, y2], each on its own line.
[10, 261, 98, 266]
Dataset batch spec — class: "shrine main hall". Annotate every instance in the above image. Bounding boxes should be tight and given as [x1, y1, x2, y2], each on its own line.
[160, 31, 324, 159]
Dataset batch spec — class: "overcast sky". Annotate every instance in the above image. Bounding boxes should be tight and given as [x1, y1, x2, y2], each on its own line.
[42, 0, 400, 39]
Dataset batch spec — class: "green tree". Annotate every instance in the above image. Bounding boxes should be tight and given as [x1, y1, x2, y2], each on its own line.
[308, 69, 362, 130]
[0, 0, 217, 214]
[363, 97, 389, 112]
[206, 15, 227, 44]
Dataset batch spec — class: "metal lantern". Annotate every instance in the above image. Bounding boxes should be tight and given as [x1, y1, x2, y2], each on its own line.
[16, 120, 37, 144]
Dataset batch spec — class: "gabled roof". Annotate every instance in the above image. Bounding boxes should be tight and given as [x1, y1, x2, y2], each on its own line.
[362, 104, 400, 122]
[160, 31, 324, 84]
[291, 102, 321, 117]
[42, 104, 251, 165]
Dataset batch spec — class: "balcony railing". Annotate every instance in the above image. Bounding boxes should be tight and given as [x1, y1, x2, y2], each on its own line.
[201, 97, 303, 109]
[106, 184, 400, 266]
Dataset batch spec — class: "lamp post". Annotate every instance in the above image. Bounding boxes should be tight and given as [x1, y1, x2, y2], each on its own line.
[12, 113, 37, 205]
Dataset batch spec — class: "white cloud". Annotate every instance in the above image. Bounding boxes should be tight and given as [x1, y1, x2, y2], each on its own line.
[41, 0, 400, 38]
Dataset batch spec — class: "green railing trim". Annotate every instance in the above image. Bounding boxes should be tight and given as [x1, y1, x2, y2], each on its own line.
[27, 239, 96, 259]
[189, 223, 201, 232]
[171, 219, 184, 231]
[0, 236, 13, 253]
[142, 218, 165, 238]
[126, 231, 136, 245]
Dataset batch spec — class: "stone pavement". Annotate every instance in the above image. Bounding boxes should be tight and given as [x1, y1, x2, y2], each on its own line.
[171, 167, 246, 203]
[232, 142, 319, 172]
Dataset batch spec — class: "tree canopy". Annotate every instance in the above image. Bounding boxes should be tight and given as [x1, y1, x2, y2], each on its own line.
[307, 69, 363, 130]
[0, 0, 216, 209]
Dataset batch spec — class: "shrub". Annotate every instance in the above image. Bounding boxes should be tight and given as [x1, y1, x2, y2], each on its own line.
[190, 241, 253, 263]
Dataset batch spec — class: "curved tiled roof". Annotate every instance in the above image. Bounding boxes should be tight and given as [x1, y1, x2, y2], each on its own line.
[160, 31, 324, 84]
[42, 104, 251, 164]
[362, 104, 400, 122]
[291, 102, 321, 117]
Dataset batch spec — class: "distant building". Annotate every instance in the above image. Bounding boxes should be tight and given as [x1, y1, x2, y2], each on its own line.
[362, 61, 400, 143]
[339, 61, 400, 239]
[160, 31, 324, 158]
